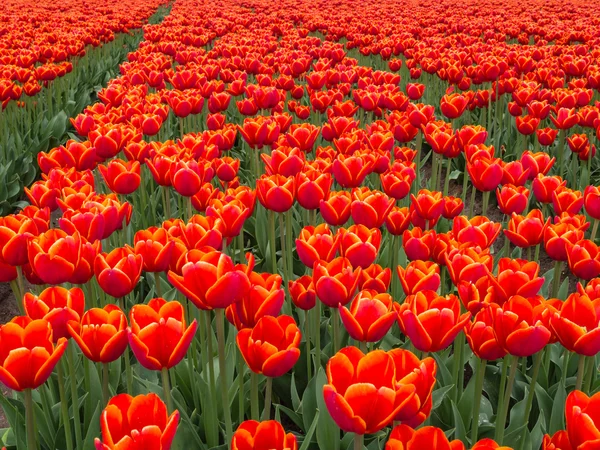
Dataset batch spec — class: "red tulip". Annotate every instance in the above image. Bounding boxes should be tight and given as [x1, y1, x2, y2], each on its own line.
[504, 210, 549, 248]
[28, 229, 83, 285]
[385, 425, 465, 450]
[339, 225, 381, 269]
[489, 258, 545, 304]
[339, 290, 396, 342]
[550, 293, 600, 356]
[289, 275, 316, 310]
[94, 246, 143, 298]
[231, 420, 298, 450]
[565, 390, 600, 449]
[402, 227, 436, 261]
[466, 305, 507, 360]
[133, 227, 175, 273]
[397, 261, 440, 295]
[496, 184, 529, 215]
[98, 159, 141, 195]
[358, 264, 391, 293]
[350, 189, 394, 229]
[295, 224, 340, 268]
[313, 257, 361, 308]
[566, 240, 600, 280]
[256, 174, 295, 213]
[320, 191, 352, 227]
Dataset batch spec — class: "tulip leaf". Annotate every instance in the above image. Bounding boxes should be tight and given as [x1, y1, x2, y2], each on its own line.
[291, 372, 301, 412]
[432, 384, 454, 410]
[278, 404, 304, 432]
[299, 409, 320, 450]
[315, 368, 341, 450]
[458, 372, 477, 427]
[450, 400, 466, 443]
[557, 277, 569, 300]
[302, 373, 318, 432]
[82, 402, 101, 450]
[449, 169, 462, 180]
[549, 382, 566, 434]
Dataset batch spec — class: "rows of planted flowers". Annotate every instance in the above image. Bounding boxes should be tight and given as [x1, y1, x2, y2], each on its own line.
[1, 0, 600, 448]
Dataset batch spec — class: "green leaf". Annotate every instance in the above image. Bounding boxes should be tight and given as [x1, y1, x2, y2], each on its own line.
[315, 368, 341, 450]
[432, 384, 454, 410]
[291, 372, 301, 412]
[302, 374, 317, 432]
[549, 382, 566, 434]
[82, 402, 102, 449]
[451, 400, 466, 443]
[557, 277, 569, 300]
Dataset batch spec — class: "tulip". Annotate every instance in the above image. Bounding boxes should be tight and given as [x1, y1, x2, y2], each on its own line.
[59, 210, 105, 243]
[466, 305, 506, 360]
[536, 128, 559, 147]
[521, 151, 555, 180]
[566, 240, 600, 280]
[323, 347, 417, 435]
[332, 154, 374, 188]
[445, 246, 493, 286]
[585, 185, 600, 221]
[168, 250, 250, 310]
[565, 390, 600, 448]
[262, 146, 305, 177]
[397, 261, 440, 295]
[533, 174, 567, 204]
[385, 206, 412, 236]
[402, 227, 436, 261]
[94, 246, 143, 299]
[231, 420, 297, 450]
[489, 258, 545, 304]
[94, 393, 179, 450]
[0, 317, 67, 391]
[467, 157, 504, 192]
[452, 216, 501, 249]
[553, 188, 584, 216]
[0, 215, 45, 267]
[68, 305, 128, 363]
[295, 224, 340, 268]
[471, 438, 514, 450]
[296, 171, 332, 210]
[541, 430, 573, 450]
[440, 93, 468, 119]
[380, 163, 415, 200]
[496, 184, 529, 215]
[385, 425, 465, 450]
[339, 290, 396, 343]
[396, 290, 471, 352]
[339, 225, 381, 269]
[550, 293, 600, 356]
[207, 198, 251, 240]
[442, 197, 464, 219]
[128, 298, 197, 371]
[350, 189, 395, 229]
[288, 276, 316, 310]
[320, 190, 352, 227]
[256, 174, 295, 213]
[504, 210, 549, 248]
[98, 159, 141, 195]
[410, 189, 445, 222]
[544, 223, 584, 261]
[358, 264, 391, 293]
[313, 257, 361, 308]
[27, 229, 83, 285]
[133, 227, 175, 273]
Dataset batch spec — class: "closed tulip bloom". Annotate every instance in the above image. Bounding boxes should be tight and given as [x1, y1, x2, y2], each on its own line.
[68, 305, 128, 363]
[214, 157, 240, 183]
[24, 286, 85, 341]
[536, 128, 559, 147]
[380, 164, 415, 200]
[550, 293, 600, 356]
[452, 216, 501, 249]
[168, 250, 251, 310]
[541, 430, 573, 450]
[544, 223, 584, 261]
[262, 146, 305, 177]
[0, 317, 67, 391]
[397, 261, 440, 296]
[565, 390, 600, 449]
[410, 189, 445, 222]
[555, 213, 590, 232]
[207, 198, 251, 239]
[169, 159, 205, 197]
[94, 246, 143, 299]
[504, 210, 549, 248]
[533, 175, 567, 204]
[128, 298, 197, 371]
[28, 229, 83, 285]
[133, 227, 175, 273]
[493, 295, 551, 357]
[98, 159, 141, 195]
[388, 349, 436, 427]
[232, 420, 298, 450]
[550, 108, 580, 130]
[285, 123, 321, 153]
[332, 154, 374, 189]
[176, 215, 224, 251]
[320, 191, 352, 227]
[440, 93, 468, 119]
[566, 240, 600, 280]
[467, 157, 504, 192]
[521, 151, 555, 180]
[396, 290, 471, 353]
[226, 272, 284, 330]
[0, 215, 44, 267]
[323, 347, 417, 435]
[237, 315, 301, 377]
[296, 170, 332, 210]
[402, 228, 436, 261]
[339, 290, 396, 343]
[94, 393, 179, 450]
[358, 264, 391, 293]
[466, 305, 506, 360]
[256, 174, 295, 213]
[584, 186, 600, 220]
[489, 258, 545, 304]
[339, 225, 381, 269]
[313, 257, 361, 308]
[385, 425, 465, 450]
[289, 276, 316, 310]
[351, 189, 395, 229]
[296, 224, 340, 268]
[496, 184, 529, 215]
[471, 438, 514, 450]
[442, 197, 464, 219]
[553, 188, 584, 216]
[59, 210, 105, 243]
[445, 247, 492, 286]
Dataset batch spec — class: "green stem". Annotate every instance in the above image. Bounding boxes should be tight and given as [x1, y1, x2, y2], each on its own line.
[286, 210, 294, 287]
[237, 346, 245, 423]
[269, 210, 277, 273]
[305, 311, 312, 381]
[471, 359, 487, 444]
[584, 356, 595, 394]
[576, 354, 586, 391]
[557, 129, 566, 176]
[279, 213, 288, 287]
[315, 301, 322, 370]
[187, 196, 193, 222]
[204, 310, 219, 447]
[332, 307, 340, 354]
[414, 131, 422, 194]
[452, 332, 465, 402]
[443, 157, 452, 197]
[250, 372, 259, 421]
[102, 363, 110, 406]
[24, 389, 38, 450]
[57, 361, 74, 450]
[592, 219, 599, 243]
[461, 155, 469, 203]
[495, 355, 520, 444]
[215, 308, 233, 444]
[161, 367, 173, 413]
[482, 191, 490, 217]
[262, 377, 272, 421]
[469, 185, 477, 217]
[163, 186, 171, 219]
[431, 152, 439, 191]
[354, 432, 364, 450]
[552, 260, 563, 298]
[518, 352, 544, 450]
[154, 272, 162, 297]
[391, 235, 400, 301]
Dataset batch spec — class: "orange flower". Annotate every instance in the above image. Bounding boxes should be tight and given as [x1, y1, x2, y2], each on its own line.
[385, 425, 465, 450]
[133, 227, 175, 273]
[397, 261, 440, 296]
[295, 223, 340, 268]
[565, 390, 600, 449]
[128, 298, 197, 371]
[465, 305, 506, 361]
[232, 420, 297, 450]
[0, 317, 67, 391]
[94, 393, 179, 450]
[550, 293, 600, 356]
[350, 189, 395, 229]
[339, 290, 396, 343]
[323, 347, 417, 435]
[339, 225, 381, 269]
[27, 229, 82, 285]
[237, 315, 301, 377]
[94, 246, 143, 299]
[313, 257, 361, 308]
[358, 263, 391, 293]
[452, 216, 501, 249]
[256, 174, 296, 213]
[288, 275, 316, 310]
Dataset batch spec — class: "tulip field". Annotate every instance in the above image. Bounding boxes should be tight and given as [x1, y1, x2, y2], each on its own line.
[3, 0, 600, 448]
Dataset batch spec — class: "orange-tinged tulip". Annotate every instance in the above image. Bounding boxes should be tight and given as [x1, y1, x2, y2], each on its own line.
[471, 438, 514, 450]
[496, 184, 529, 215]
[332, 154, 374, 188]
[0, 317, 67, 391]
[94, 393, 179, 450]
[350, 189, 394, 229]
[295, 224, 340, 268]
[504, 210, 549, 249]
[465, 305, 506, 360]
[493, 295, 551, 357]
[396, 290, 471, 352]
[323, 347, 417, 434]
[385, 206, 411, 236]
[320, 190, 352, 227]
[533, 175, 566, 204]
[289, 276, 316, 310]
[550, 293, 600, 356]
[339, 225, 381, 269]
[467, 157, 503, 192]
[94, 246, 143, 299]
[565, 390, 600, 449]
[445, 246, 492, 286]
[544, 223, 584, 262]
[128, 298, 197, 371]
[98, 159, 141, 195]
[207, 198, 251, 239]
[386, 424, 465, 450]
[0, 215, 45, 267]
[232, 420, 297, 450]
[489, 258, 545, 304]
[567, 240, 600, 280]
[133, 227, 175, 273]
[24, 286, 85, 341]
[443, 197, 464, 219]
[296, 170, 332, 210]
[397, 261, 440, 296]
[585, 185, 600, 220]
[358, 264, 391, 293]
[402, 228, 436, 261]
[68, 305, 128, 363]
[313, 257, 361, 308]
[237, 315, 301, 377]
[541, 430, 573, 450]
[339, 290, 396, 343]
[256, 174, 295, 213]
[452, 216, 501, 249]
[410, 189, 445, 222]
[168, 250, 250, 310]
[553, 188, 584, 216]
[27, 229, 82, 285]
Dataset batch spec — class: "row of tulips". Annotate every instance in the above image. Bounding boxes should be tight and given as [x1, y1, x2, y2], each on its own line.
[3, 0, 600, 449]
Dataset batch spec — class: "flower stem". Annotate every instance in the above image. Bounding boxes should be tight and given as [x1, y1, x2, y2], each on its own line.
[161, 367, 173, 413]
[250, 371, 259, 421]
[354, 432, 364, 450]
[24, 389, 38, 450]
[215, 308, 233, 444]
[495, 355, 519, 444]
[443, 157, 452, 197]
[102, 363, 110, 405]
[576, 353, 586, 391]
[279, 213, 288, 286]
[557, 129, 566, 176]
[269, 210, 277, 273]
[305, 311, 312, 381]
[262, 377, 272, 421]
[452, 332, 465, 402]
[584, 356, 595, 394]
[332, 307, 340, 354]
[57, 361, 74, 450]
[66, 345, 82, 448]
[470, 359, 487, 444]
[315, 301, 321, 370]
[592, 219, 599, 243]
[552, 260, 563, 298]
[154, 272, 162, 297]
[237, 346, 245, 423]
[518, 351, 543, 450]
